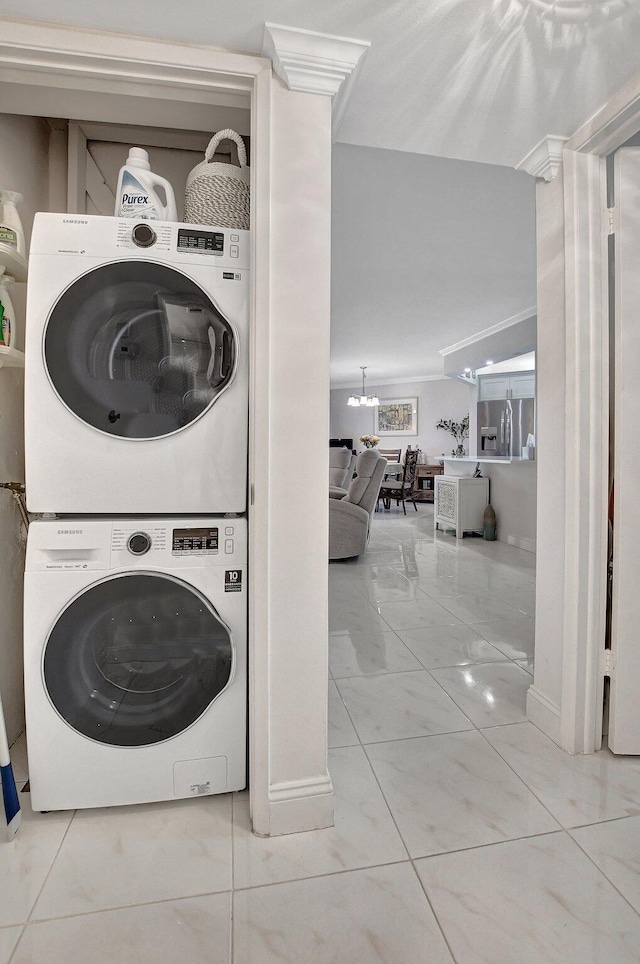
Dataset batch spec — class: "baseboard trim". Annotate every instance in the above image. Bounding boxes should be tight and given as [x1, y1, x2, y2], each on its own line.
[527, 685, 561, 746]
[505, 534, 536, 553]
[266, 773, 334, 836]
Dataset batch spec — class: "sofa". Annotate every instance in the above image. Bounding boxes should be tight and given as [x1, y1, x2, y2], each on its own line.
[329, 450, 387, 559]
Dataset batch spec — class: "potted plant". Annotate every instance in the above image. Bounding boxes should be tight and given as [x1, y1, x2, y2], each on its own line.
[435, 414, 469, 457]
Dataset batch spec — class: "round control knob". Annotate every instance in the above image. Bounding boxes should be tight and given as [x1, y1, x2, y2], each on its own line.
[131, 223, 156, 248]
[128, 532, 151, 555]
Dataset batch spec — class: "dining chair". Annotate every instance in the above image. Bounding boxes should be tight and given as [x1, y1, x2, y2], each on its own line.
[378, 448, 401, 462]
[378, 449, 420, 514]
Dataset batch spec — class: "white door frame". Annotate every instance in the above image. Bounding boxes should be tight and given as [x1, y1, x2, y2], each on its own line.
[0, 19, 279, 829]
[558, 74, 640, 753]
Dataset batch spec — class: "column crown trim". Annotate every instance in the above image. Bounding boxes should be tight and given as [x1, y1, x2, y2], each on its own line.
[517, 134, 568, 181]
[262, 22, 370, 97]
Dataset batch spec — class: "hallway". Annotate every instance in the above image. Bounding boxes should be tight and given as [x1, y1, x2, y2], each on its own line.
[2, 508, 640, 962]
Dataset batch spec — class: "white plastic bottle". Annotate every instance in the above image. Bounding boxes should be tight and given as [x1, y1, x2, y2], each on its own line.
[0, 190, 26, 257]
[0, 270, 16, 349]
[115, 148, 177, 221]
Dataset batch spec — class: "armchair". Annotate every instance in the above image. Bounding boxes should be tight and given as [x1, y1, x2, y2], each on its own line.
[329, 447, 356, 499]
[329, 450, 387, 560]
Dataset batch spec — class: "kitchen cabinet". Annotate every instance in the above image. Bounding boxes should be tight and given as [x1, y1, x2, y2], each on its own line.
[434, 476, 489, 539]
[478, 371, 535, 400]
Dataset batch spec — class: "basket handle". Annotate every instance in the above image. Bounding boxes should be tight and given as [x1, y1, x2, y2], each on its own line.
[204, 129, 248, 168]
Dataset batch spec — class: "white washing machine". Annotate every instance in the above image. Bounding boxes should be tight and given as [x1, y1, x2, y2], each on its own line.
[24, 516, 246, 811]
[25, 214, 249, 514]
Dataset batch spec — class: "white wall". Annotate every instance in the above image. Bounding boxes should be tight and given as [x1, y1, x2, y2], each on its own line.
[330, 143, 536, 383]
[482, 463, 536, 552]
[330, 378, 476, 456]
[0, 113, 50, 742]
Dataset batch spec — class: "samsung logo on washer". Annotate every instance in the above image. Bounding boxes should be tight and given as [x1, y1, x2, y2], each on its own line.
[57, 529, 83, 535]
[62, 219, 88, 225]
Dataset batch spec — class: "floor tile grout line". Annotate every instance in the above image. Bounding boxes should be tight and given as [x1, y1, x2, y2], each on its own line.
[231, 858, 413, 895]
[565, 811, 640, 831]
[408, 826, 569, 862]
[418, 584, 534, 623]
[474, 724, 567, 830]
[331, 650, 521, 681]
[408, 859, 459, 964]
[6, 924, 26, 964]
[9, 888, 235, 929]
[21, 805, 78, 929]
[331, 677, 365, 748]
[566, 830, 640, 920]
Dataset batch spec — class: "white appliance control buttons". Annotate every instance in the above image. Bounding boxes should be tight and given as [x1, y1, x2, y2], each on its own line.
[225, 526, 234, 536]
[230, 244, 239, 258]
[225, 539, 234, 554]
[128, 532, 152, 555]
[131, 223, 157, 247]
[230, 234, 239, 242]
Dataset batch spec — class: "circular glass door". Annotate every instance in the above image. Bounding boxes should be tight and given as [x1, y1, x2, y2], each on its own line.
[43, 573, 234, 746]
[44, 261, 236, 439]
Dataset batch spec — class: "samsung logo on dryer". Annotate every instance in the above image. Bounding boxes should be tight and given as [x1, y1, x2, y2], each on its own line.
[57, 529, 83, 535]
[62, 219, 88, 224]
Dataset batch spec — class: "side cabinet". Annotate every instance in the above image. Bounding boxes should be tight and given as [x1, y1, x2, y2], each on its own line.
[413, 464, 444, 502]
[434, 476, 489, 539]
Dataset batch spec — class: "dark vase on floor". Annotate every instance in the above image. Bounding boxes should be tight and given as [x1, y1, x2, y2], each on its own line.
[483, 503, 496, 541]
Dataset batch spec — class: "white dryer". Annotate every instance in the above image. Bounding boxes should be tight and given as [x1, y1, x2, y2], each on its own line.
[25, 214, 249, 514]
[24, 516, 246, 811]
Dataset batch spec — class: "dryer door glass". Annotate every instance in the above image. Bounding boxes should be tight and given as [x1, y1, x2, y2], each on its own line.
[44, 261, 237, 439]
[43, 573, 234, 746]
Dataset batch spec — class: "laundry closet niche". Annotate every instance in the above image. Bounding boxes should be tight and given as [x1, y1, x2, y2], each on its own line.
[0, 100, 250, 740]
[63, 119, 250, 219]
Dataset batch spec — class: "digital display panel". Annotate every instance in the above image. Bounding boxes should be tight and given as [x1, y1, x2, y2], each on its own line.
[177, 229, 224, 254]
[172, 528, 219, 552]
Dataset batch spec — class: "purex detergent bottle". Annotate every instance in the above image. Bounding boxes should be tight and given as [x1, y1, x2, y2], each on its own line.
[115, 148, 177, 221]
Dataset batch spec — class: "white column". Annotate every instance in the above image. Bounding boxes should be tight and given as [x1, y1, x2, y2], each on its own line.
[250, 26, 369, 835]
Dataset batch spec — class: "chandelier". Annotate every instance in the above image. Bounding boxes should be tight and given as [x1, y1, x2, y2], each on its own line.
[520, 0, 630, 22]
[347, 366, 380, 407]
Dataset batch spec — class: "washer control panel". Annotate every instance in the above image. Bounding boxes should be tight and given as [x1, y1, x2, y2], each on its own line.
[111, 525, 168, 555]
[177, 228, 224, 255]
[26, 519, 247, 571]
[131, 223, 157, 247]
[127, 531, 152, 555]
[172, 526, 219, 555]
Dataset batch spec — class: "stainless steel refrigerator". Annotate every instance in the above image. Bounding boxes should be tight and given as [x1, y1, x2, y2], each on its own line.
[477, 398, 535, 459]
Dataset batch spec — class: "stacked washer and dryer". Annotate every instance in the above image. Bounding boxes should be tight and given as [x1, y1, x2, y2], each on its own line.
[23, 214, 249, 811]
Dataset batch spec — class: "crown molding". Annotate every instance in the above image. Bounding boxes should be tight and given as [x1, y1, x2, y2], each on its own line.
[517, 135, 568, 181]
[262, 23, 370, 102]
[439, 307, 537, 357]
[331, 373, 449, 390]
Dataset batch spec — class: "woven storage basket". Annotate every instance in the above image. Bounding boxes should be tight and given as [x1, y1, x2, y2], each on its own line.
[184, 129, 250, 229]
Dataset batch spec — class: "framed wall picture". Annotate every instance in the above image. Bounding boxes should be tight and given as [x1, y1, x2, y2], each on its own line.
[375, 398, 418, 436]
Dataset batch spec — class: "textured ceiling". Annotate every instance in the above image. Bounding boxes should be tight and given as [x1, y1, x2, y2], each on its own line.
[1, 0, 636, 381]
[2, 0, 640, 165]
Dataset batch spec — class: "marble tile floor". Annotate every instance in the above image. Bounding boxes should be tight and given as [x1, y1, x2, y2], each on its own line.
[3, 508, 640, 963]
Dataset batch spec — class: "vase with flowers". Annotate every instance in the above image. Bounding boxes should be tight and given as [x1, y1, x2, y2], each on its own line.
[435, 414, 469, 457]
[360, 434, 380, 449]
